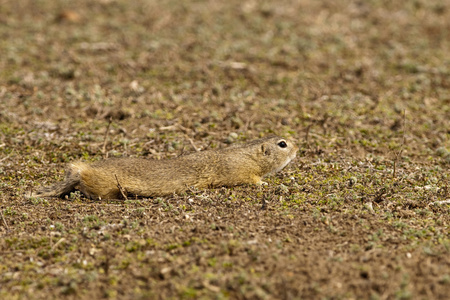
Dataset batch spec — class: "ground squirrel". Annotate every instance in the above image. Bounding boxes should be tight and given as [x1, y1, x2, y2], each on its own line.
[33, 136, 298, 199]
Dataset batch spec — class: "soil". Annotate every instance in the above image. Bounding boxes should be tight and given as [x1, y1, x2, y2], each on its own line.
[0, 0, 449, 299]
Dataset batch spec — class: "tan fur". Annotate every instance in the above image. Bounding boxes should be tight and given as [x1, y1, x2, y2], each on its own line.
[32, 136, 298, 200]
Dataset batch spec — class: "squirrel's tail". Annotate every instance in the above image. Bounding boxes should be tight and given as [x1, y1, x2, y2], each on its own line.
[30, 163, 82, 198]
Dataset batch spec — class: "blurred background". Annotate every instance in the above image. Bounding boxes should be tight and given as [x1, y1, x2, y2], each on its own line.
[0, 0, 448, 160]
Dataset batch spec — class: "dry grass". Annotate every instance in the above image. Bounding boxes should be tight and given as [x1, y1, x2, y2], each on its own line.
[0, 0, 449, 299]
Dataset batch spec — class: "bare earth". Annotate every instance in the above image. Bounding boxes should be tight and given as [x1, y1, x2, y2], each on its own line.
[0, 1, 449, 299]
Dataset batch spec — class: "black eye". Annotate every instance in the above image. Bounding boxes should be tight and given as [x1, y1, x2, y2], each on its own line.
[278, 141, 287, 148]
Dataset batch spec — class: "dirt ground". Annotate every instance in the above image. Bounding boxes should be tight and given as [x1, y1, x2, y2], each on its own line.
[0, 0, 449, 299]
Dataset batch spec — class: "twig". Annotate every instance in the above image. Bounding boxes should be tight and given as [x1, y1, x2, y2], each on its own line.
[260, 186, 268, 210]
[101, 247, 111, 275]
[373, 187, 387, 203]
[51, 238, 66, 251]
[187, 137, 201, 152]
[393, 110, 406, 179]
[0, 210, 9, 231]
[430, 199, 450, 206]
[304, 124, 312, 145]
[261, 196, 267, 210]
[0, 153, 11, 163]
[0, 250, 24, 254]
[185, 185, 202, 195]
[243, 113, 255, 132]
[265, 224, 294, 233]
[115, 174, 128, 200]
[102, 117, 113, 159]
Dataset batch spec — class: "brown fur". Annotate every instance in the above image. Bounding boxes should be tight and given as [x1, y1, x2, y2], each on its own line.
[33, 136, 298, 199]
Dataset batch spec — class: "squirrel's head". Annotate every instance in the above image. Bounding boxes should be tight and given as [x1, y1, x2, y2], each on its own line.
[257, 136, 299, 174]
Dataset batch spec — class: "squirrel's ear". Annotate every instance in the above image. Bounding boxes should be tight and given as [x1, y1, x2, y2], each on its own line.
[261, 144, 270, 156]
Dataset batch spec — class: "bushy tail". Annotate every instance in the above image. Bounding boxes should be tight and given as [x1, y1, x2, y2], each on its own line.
[31, 166, 81, 198]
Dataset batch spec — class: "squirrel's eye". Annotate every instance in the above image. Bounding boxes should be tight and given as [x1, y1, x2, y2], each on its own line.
[278, 141, 287, 148]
